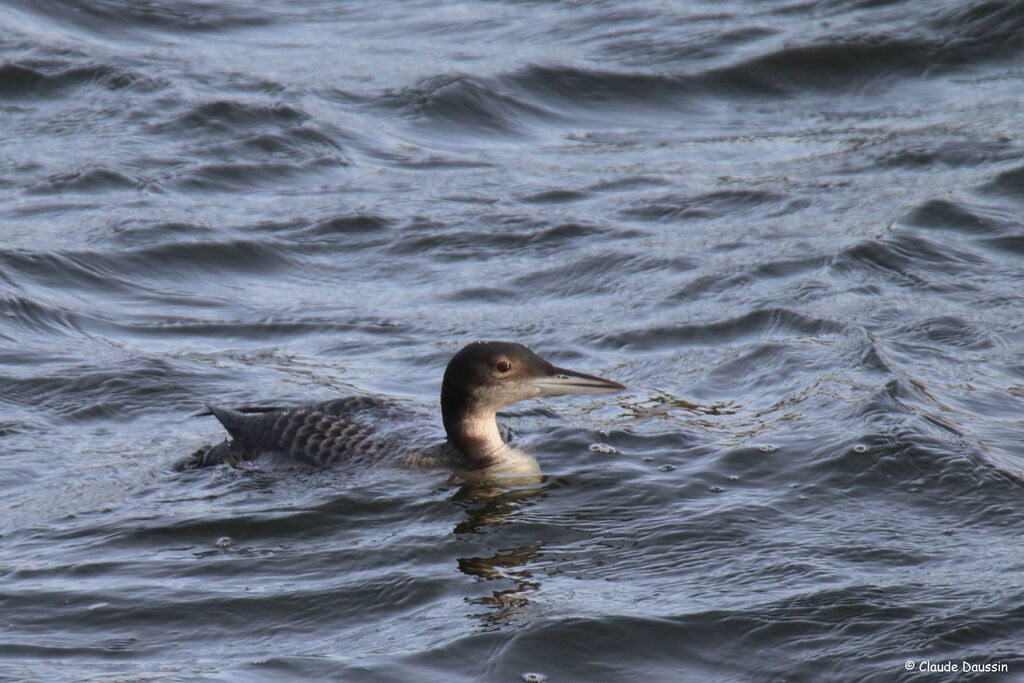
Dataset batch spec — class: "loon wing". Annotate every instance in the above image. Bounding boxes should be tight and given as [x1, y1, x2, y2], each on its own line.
[198, 397, 399, 467]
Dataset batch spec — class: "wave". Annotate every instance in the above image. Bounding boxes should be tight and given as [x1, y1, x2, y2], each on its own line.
[978, 164, 1024, 199]
[153, 100, 309, 134]
[5, 0, 273, 35]
[898, 199, 1003, 235]
[27, 168, 140, 194]
[510, 252, 695, 299]
[379, 73, 566, 139]
[0, 61, 157, 99]
[620, 189, 802, 223]
[0, 241, 294, 295]
[831, 230, 989, 289]
[0, 356, 216, 421]
[387, 220, 615, 258]
[670, 254, 829, 302]
[602, 308, 846, 351]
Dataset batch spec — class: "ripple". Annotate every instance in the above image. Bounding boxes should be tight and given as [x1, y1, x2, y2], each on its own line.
[27, 167, 139, 194]
[281, 214, 393, 241]
[443, 286, 516, 303]
[1, 241, 294, 294]
[381, 73, 564, 138]
[505, 64, 701, 110]
[13, 0, 275, 33]
[0, 357, 214, 421]
[830, 230, 989, 290]
[518, 189, 592, 204]
[0, 294, 87, 339]
[174, 159, 337, 192]
[155, 100, 309, 134]
[894, 314, 995, 351]
[708, 38, 932, 94]
[982, 234, 1024, 257]
[620, 189, 801, 222]
[670, 254, 829, 301]
[978, 164, 1024, 198]
[898, 199, 1002, 235]
[387, 220, 613, 259]
[871, 139, 1017, 170]
[603, 308, 846, 351]
[0, 61, 154, 98]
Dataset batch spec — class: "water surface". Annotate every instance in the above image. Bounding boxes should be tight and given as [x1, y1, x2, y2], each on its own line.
[2, 0, 1024, 680]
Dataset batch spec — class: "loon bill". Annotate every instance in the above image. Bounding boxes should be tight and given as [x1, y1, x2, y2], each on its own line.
[191, 340, 625, 475]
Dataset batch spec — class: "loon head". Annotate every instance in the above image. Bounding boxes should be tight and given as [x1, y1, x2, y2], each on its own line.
[440, 341, 624, 467]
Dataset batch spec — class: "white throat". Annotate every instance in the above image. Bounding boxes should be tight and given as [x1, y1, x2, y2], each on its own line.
[459, 410, 507, 461]
[454, 410, 540, 477]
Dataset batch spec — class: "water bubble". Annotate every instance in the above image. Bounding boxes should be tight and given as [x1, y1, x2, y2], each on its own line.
[710, 486, 724, 493]
[643, 457, 654, 462]
[759, 444, 778, 453]
[728, 475, 739, 481]
[522, 674, 547, 683]
[216, 537, 233, 548]
[589, 443, 618, 454]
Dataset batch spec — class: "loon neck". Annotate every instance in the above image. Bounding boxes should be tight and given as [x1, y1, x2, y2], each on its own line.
[441, 384, 517, 468]
[449, 410, 509, 466]
[440, 370, 550, 481]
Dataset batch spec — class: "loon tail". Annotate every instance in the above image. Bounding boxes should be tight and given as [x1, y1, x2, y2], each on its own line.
[203, 404, 249, 441]
[182, 404, 247, 469]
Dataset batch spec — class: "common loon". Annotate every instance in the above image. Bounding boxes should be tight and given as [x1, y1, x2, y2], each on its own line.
[191, 341, 624, 478]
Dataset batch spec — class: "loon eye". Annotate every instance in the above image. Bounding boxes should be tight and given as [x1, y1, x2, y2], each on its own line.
[495, 360, 512, 373]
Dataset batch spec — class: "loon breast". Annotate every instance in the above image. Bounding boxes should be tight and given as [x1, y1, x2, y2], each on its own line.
[195, 396, 414, 469]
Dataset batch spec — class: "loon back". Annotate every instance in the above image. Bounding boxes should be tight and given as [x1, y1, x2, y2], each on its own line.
[196, 397, 402, 468]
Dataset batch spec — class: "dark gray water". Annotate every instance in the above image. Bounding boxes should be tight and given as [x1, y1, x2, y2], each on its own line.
[3, 0, 1024, 680]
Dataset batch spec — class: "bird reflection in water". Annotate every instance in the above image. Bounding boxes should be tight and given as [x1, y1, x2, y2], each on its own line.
[449, 478, 554, 628]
